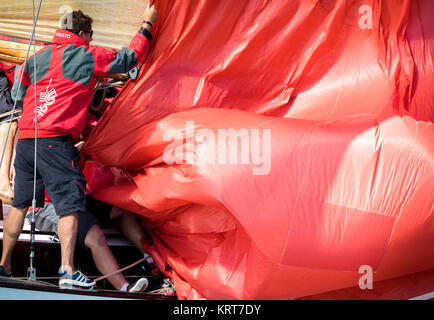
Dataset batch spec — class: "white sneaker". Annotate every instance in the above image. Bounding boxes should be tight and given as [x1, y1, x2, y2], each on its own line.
[58, 269, 95, 289]
[128, 277, 149, 293]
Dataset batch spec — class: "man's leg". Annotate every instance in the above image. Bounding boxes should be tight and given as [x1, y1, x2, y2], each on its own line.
[0, 121, 17, 204]
[111, 207, 146, 255]
[9, 124, 18, 183]
[57, 212, 78, 273]
[0, 206, 28, 273]
[84, 224, 129, 290]
[2, 138, 43, 275]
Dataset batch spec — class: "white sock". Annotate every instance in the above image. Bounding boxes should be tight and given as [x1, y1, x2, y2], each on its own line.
[120, 283, 129, 292]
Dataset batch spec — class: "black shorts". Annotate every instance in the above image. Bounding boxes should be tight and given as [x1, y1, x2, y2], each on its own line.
[34, 196, 113, 247]
[12, 136, 86, 216]
[77, 196, 113, 247]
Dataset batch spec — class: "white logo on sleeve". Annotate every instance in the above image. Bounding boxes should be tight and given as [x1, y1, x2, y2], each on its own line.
[37, 78, 57, 118]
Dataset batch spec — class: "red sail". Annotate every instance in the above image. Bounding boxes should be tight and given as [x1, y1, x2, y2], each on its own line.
[82, 0, 434, 299]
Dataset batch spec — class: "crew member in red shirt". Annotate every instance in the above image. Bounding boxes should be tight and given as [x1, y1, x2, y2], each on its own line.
[0, 4, 157, 289]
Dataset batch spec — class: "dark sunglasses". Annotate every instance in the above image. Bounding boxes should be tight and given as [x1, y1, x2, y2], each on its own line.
[84, 30, 93, 37]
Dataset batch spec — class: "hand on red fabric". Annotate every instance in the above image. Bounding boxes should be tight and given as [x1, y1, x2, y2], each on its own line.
[143, 3, 157, 25]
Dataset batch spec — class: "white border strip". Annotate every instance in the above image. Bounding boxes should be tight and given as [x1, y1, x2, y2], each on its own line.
[409, 292, 434, 300]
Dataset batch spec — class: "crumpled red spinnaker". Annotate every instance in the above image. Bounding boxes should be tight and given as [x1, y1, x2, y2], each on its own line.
[82, 0, 434, 299]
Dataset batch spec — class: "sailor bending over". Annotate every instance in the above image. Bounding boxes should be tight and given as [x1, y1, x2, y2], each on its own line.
[31, 194, 154, 293]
